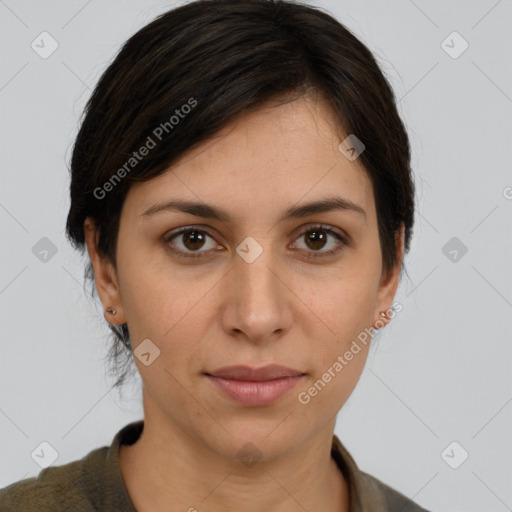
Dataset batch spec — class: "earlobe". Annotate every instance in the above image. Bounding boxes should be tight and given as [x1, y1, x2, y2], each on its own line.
[83, 217, 125, 325]
[104, 306, 120, 325]
[372, 310, 390, 330]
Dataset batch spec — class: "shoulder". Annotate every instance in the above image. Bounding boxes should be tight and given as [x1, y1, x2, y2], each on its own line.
[0, 446, 108, 512]
[331, 434, 431, 512]
[0, 420, 142, 512]
[358, 469, 432, 512]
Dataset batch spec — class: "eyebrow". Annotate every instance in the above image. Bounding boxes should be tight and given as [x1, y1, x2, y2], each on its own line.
[142, 196, 366, 223]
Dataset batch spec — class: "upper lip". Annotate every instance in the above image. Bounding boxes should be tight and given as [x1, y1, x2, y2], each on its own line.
[206, 365, 305, 381]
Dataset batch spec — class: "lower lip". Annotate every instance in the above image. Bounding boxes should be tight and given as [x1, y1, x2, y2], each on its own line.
[206, 375, 304, 406]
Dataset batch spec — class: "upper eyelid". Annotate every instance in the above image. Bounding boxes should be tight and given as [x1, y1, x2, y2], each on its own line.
[164, 225, 221, 243]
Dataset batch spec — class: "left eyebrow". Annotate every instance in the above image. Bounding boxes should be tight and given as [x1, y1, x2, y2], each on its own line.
[141, 196, 367, 223]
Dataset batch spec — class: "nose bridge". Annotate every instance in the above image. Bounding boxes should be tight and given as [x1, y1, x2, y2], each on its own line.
[224, 235, 290, 340]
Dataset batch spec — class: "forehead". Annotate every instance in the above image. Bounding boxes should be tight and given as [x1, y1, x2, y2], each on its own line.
[123, 94, 375, 225]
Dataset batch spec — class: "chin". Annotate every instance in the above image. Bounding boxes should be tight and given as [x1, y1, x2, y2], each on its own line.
[204, 417, 305, 459]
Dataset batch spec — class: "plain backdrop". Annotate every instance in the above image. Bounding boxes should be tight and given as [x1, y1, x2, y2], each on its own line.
[1, 1, 511, 511]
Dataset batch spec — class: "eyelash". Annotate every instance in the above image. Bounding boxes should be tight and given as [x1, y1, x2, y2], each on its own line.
[164, 224, 348, 260]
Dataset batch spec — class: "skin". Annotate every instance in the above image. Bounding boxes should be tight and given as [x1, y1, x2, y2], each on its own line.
[84, 91, 404, 512]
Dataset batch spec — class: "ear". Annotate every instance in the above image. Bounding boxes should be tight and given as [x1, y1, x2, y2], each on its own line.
[83, 217, 126, 325]
[372, 223, 405, 328]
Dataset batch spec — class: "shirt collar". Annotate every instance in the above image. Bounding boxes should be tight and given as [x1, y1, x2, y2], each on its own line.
[331, 433, 387, 511]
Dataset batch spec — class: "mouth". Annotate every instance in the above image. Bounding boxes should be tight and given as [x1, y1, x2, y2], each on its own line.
[204, 365, 306, 407]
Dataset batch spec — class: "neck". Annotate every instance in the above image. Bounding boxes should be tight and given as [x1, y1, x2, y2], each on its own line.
[119, 419, 350, 512]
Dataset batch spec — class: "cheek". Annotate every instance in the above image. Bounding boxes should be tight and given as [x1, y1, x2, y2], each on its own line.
[115, 239, 185, 332]
[303, 271, 377, 396]
[117, 260, 215, 375]
[295, 344, 370, 424]
[314, 272, 378, 341]
[296, 300, 373, 417]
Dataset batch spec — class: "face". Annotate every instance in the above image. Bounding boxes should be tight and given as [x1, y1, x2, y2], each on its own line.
[85, 92, 403, 462]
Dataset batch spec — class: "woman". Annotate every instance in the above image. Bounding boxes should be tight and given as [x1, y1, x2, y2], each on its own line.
[0, 0, 430, 510]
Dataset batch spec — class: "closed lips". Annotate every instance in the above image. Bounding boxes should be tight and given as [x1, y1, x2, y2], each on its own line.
[205, 366, 306, 407]
[206, 365, 305, 381]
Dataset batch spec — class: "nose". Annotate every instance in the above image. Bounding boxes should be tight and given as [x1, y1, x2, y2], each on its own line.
[219, 240, 293, 344]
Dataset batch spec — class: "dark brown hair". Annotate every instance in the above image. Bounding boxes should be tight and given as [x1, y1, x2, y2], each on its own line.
[65, 0, 415, 389]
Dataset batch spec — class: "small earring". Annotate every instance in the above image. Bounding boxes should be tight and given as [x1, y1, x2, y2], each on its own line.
[106, 307, 117, 315]
[373, 311, 389, 330]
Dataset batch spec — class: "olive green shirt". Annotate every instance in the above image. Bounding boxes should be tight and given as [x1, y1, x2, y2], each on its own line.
[0, 420, 430, 511]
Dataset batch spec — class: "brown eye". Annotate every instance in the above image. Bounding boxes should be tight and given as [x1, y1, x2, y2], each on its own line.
[303, 229, 328, 250]
[293, 225, 347, 257]
[181, 230, 207, 251]
[165, 228, 221, 258]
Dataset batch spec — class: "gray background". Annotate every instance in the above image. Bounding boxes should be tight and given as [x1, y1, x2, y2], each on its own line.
[1, 1, 511, 510]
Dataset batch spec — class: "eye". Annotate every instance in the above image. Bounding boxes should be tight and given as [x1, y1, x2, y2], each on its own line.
[164, 227, 222, 258]
[292, 224, 347, 258]
[164, 224, 348, 260]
